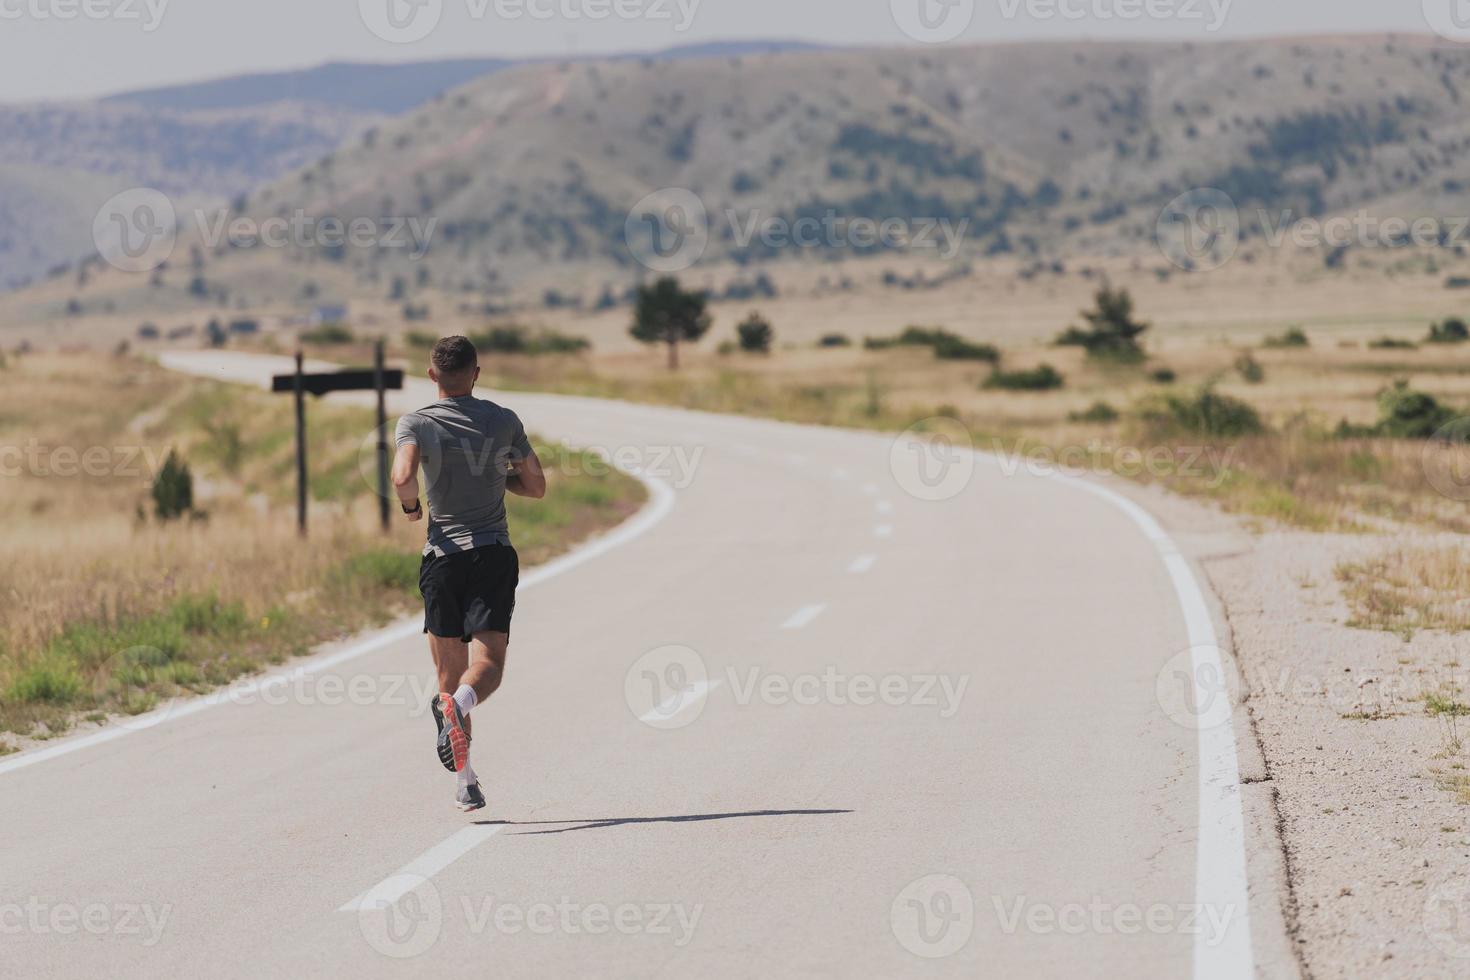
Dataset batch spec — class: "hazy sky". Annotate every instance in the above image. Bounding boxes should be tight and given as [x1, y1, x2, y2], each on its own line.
[0, 0, 1451, 103]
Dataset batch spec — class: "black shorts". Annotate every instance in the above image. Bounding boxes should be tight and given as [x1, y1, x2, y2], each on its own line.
[419, 544, 519, 641]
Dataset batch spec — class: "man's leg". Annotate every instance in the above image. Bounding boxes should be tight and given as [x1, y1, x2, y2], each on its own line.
[460, 631, 509, 705]
[429, 633, 471, 739]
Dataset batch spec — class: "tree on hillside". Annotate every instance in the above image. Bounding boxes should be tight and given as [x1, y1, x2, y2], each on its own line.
[630, 277, 712, 370]
[1056, 285, 1150, 362]
[736, 312, 774, 354]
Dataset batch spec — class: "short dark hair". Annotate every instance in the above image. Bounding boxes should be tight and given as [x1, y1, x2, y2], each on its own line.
[431, 336, 477, 382]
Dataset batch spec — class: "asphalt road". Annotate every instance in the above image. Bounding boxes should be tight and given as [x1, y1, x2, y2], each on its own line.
[0, 351, 1284, 978]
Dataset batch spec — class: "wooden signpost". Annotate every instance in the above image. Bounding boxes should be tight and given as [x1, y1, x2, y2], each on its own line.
[272, 341, 404, 537]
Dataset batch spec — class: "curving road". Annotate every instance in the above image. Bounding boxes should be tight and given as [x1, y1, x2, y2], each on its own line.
[0, 351, 1288, 978]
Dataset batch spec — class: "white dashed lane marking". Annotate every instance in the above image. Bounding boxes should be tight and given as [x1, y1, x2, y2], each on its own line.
[781, 604, 828, 630]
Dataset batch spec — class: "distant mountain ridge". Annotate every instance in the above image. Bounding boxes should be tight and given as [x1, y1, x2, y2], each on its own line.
[102, 41, 828, 115]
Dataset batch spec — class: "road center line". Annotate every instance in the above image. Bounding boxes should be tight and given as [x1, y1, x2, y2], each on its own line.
[875, 500, 894, 515]
[848, 555, 878, 574]
[339, 826, 504, 912]
[781, 604, 828, 630]
[873, 524, 894, 539]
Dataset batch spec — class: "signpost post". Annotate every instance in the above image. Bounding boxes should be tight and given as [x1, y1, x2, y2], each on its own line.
[273, 341, 404, 538]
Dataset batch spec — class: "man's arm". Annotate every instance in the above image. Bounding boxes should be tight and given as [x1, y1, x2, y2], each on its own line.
[391, 441, 424, 522]
[506, 449, 546, 499]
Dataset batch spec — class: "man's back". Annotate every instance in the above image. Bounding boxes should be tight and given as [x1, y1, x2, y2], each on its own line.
[395, 394, 532, 557]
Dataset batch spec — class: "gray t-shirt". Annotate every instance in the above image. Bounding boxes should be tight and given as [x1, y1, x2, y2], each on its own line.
[394, 395, 533, 557]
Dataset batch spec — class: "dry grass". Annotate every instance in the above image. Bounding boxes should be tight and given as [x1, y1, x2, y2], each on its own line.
[1336, 550, 1470, 637]
[0, 352, 644, 743]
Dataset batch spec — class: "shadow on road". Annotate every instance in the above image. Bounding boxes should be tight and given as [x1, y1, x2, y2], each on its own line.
[476, 808, 853, 836]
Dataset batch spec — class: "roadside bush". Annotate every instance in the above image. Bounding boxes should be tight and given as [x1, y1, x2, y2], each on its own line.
[737, 313, 775, 354]
[1149, 367, 1178, 384]
[818, 333, 852, 348]
[151, 450, 195, 521]
[866, 326, 999, 363]
[301, 323, 354, 344]
[1427, 318, 1470, 344]
[1263, 326, 1309, 349]
[1138, 384, 1265, 438]
[1069, 401, 1120, 424]
[469, 326, 590, 355]
[1368, 337, 1417, 350]
[983, 364, 1065, 391]
[1365, 381, 1456, 440]
[1235, 353, 1266, 384]
[1055, 286, 1149, 362]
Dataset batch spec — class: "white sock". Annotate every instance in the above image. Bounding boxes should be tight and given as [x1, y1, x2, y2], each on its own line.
[452, 684, 478, 718]
[458, 760, 478, 788]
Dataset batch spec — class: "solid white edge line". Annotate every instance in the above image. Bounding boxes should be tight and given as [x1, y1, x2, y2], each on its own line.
[0, 464, 677, 779]
[339, 826, 505, 912]
[780, 604, 828, 631]
[991, 459, 1254, 980]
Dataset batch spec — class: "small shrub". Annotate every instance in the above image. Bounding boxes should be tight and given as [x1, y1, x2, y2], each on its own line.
[1235, 353, 1266, 384]
[1150, 368, 1178, 384]
[1055, 286, 1149, 362]
[1369, 381, 1456, 440]
[818, 333, 852, 348]
[983, 364, 1065, 391]
[151, 450, 195, 521]
[1069, 401, 1120, 423]
[1368, 337, 1417, 350]
[7, 661, 82, 705]
[1427, 318, 1470, 344]
[1139, 384, 1265, 438]
[736, 313, 775, 354]
[301, 323, 354, 344]
[1263, 326, 1309, 349]
[933, 334, 1000, 363]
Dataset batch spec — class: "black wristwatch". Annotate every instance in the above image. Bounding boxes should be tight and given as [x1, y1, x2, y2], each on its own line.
[402, 499, 422, 515]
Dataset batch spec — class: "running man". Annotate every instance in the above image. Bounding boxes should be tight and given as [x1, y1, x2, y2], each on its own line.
[391, 336, 546, 812]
